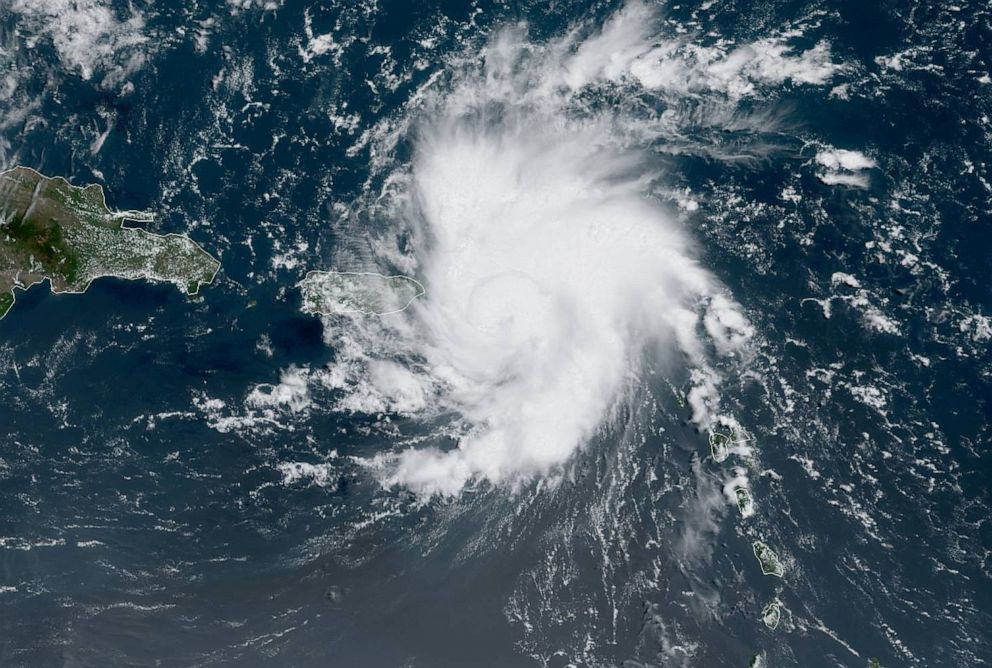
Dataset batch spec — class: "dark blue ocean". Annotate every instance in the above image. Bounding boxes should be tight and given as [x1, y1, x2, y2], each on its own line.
[1, 0, 990, 666]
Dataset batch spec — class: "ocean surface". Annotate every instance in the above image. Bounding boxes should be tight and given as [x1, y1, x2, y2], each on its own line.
[1, 0, 990, 666]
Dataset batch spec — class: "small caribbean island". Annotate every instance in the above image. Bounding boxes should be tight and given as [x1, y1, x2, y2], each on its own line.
[0, 166, 220, 319]
[298, 270, 424, 316]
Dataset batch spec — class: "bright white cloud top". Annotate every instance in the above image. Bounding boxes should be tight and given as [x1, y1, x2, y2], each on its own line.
[304, 1, 849, 496]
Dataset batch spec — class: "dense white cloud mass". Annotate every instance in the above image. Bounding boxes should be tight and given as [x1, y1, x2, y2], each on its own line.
[317, 2, 845, 495]
[384, 124, 719, 495]
[815, 147, 877, 187]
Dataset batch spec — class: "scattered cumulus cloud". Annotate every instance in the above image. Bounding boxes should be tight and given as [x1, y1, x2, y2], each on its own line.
[10, 0, 149, 85]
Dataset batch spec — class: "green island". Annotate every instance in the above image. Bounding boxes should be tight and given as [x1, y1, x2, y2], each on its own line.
[298, 270, 425, 316]
[710, 431, 731, 461]
[735, 486, 755, 517]
[752, 540, 785, 577]
[0, 166, 220, 319]
[761, 601, 781, 630]
[710, 429, 747, 462]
